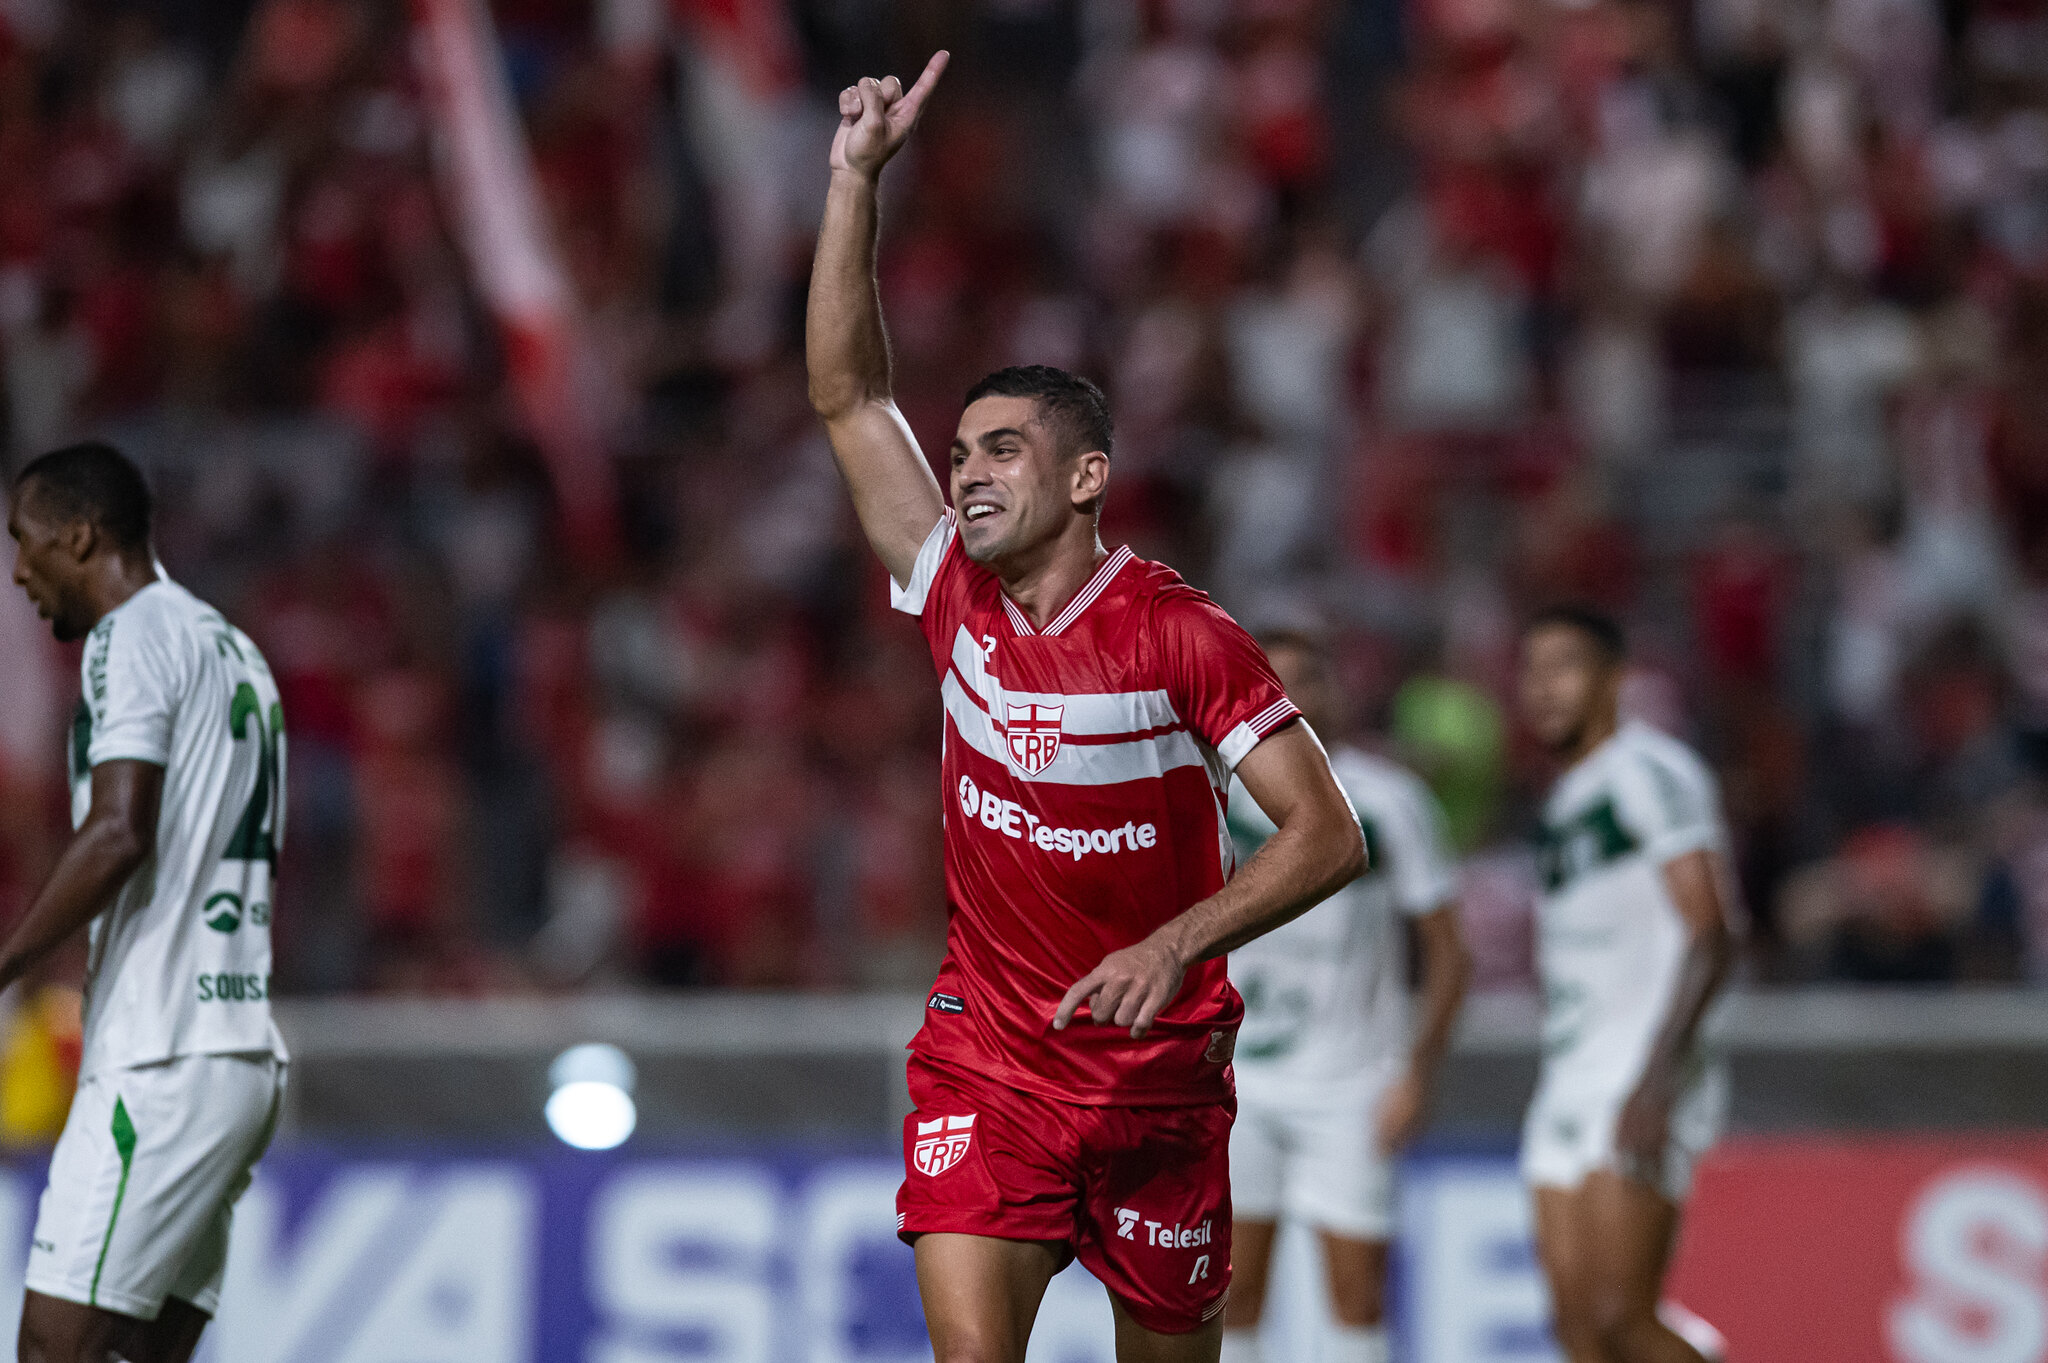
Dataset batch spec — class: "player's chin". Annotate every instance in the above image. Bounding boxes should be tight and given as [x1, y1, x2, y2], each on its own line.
[958, 524, 1010, 564]
[48, 607, 85, 642]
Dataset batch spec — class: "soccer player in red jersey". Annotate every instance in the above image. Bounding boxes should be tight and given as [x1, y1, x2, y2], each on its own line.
[806, 54, 1367, 1363]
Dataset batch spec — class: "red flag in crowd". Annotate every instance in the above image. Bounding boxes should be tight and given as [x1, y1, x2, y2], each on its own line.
[409, 0, 623, 568]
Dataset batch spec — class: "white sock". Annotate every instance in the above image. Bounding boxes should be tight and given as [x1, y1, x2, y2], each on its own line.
[1660, 1301, 1727, 1362]
[1325, 1324, 1390, 1363]
[1218, 1328, 1263, 1363]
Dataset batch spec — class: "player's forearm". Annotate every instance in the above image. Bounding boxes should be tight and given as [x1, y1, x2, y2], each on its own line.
[1639, 918, 1731, 1089]
[1157, 808, 1365, 967]
[0, 819, 147, 991]
[1407, 911, 1472, 1080]
[1639, 850, 1736, 1089]
[806, 169, 893, 420]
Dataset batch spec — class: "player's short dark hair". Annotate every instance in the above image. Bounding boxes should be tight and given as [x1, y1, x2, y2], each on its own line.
[964, 365, 1114, 460]
[1525, 603, 1627, 664]
[13, 441, 153, 551]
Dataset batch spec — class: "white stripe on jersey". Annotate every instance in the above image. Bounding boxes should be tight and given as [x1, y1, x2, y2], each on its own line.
[940, 671, 1209, 787]
[942, 625, 1298, 787]
[948, 628, 1183, 735]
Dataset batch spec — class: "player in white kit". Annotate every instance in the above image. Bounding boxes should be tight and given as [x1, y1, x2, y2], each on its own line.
[1220, 633, 1471, 1363]
[4, 442, 287, 1363]
[1517, 606, 1734, 1363]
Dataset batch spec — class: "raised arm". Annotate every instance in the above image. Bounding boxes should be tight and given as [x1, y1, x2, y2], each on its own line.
[1054, 722, 1366, 1038]
[806, 52, 951, 586]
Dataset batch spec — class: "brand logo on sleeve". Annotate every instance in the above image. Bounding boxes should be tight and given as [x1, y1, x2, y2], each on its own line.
[1005, 702, 1065, 776]
[927, 992, 966, 1015]
[912, 1114, 976, 1176]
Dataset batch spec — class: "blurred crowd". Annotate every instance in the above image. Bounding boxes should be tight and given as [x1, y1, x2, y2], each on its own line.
[0, 0, 2041, 997]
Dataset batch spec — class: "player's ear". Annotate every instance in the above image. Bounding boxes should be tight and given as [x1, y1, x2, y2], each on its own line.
[1070, 451, 1108, 511]
[60, 515, 96, 564]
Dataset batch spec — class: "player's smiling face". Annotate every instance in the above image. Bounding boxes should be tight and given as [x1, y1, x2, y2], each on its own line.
[6, 485, 92, 642]
[1519, 624, 1618, 755]
[950, 396, 1106, 566]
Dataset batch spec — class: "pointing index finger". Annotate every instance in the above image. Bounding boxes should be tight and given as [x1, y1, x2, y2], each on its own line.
[1053, 969, 1100, 1031]
[898, 50, 950, 119]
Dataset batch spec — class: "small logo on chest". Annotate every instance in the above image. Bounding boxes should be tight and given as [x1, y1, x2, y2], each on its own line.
[1006, 702, 1065, 776]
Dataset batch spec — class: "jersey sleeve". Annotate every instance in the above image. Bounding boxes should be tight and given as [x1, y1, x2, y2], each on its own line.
[82, 602, 192, 769]
[1613, 741, 1724, 867]
[889, 511, 959, 620]
[1154, 592, 1301, 773]
[1382, 774, 1461, 916]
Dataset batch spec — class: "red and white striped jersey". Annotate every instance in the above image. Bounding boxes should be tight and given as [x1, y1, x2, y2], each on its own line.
[893, 512, 1302, 1106]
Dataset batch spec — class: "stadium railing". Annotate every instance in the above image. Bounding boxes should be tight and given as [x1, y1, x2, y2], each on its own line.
[273, 987, 2048, 1141]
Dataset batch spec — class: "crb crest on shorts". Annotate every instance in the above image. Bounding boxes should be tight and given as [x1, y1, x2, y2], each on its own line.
[912, 1114, 977, 1175]
[1006, 702, 1064, 775]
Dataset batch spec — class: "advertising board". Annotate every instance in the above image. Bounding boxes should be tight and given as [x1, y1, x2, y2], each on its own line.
[0, 1136, 2037, 1360]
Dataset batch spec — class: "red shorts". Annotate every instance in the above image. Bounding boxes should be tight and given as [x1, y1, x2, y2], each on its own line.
[896, 1054, 1234, 1334]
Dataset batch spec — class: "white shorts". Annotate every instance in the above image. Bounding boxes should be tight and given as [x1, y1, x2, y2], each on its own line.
[1519, 1062, 1727, 1204]
[27, 1052, 285, 1320]
[1230, 1072, 1397, 1240]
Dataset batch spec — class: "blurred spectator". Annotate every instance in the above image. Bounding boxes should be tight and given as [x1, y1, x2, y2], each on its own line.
[1778, 824, 1973, 983]
[1370, 199, 1533, 433]
[1785, 278, 1917, 511]
[1822, 505, 1911, 728]
[2007, 534, 2048, 768]
[1391, 669, 1505, 853]
[1455, 846, 1539, 993]
[0, 0, 2035, 996]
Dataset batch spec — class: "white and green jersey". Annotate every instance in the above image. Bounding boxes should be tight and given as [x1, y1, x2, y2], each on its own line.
[68, 576, 287, 1078]
[1226, 745, 1459, 1097]
[1533, 720, 1724, 1099]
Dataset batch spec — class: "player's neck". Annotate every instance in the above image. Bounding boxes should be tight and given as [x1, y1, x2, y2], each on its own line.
[80, 552, 159, 631]
[995, 527, 1109, 630]
[1563, 710, 1620, 765]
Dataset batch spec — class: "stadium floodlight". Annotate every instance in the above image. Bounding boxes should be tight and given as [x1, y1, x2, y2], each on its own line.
[545, 1043, 638, 1150]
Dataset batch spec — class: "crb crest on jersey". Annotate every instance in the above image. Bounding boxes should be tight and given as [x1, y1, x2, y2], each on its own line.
[1005, 703, 1064, 776]
[912, 1114, 976, 1175]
